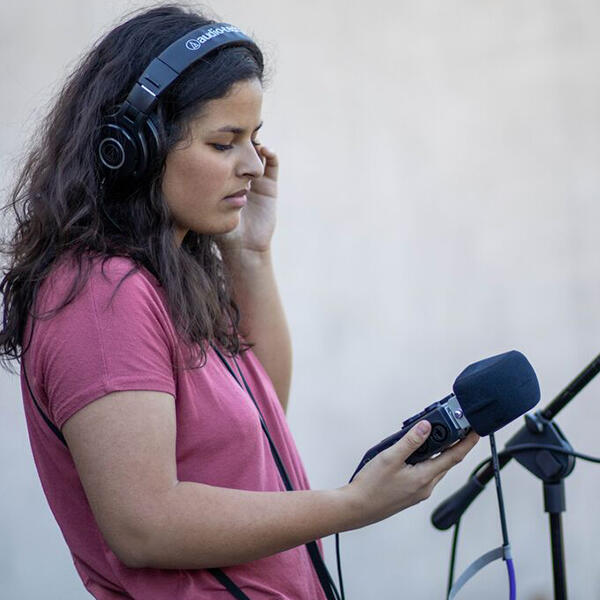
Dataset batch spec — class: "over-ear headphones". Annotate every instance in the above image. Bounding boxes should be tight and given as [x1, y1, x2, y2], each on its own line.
[97, 23, 259, 184]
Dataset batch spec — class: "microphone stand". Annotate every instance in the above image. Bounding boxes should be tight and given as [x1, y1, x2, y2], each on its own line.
[431, 353, 600, 600]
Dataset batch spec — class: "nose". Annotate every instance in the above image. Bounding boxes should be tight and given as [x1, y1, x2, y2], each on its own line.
[237, 141, 265, 180]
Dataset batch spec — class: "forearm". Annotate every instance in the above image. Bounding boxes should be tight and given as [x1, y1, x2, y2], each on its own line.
[129, 482, 357, 569]
[221, 247, 292, 411]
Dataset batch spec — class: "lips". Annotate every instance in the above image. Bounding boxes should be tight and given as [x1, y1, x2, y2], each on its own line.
[225, 187, 249, 198]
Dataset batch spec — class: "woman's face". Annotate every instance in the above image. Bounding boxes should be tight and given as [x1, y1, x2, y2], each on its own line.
[162, 77, 265, 245]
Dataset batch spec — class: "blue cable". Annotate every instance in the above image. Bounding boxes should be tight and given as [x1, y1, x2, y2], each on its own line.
[506, 558, 516, 600]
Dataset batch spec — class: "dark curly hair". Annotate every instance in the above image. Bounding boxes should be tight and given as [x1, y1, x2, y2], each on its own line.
[0, 3, 266, 373]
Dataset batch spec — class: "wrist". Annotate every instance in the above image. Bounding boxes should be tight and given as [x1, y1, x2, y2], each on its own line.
[333, 484, 367, 532]
[220, 245, 273, 270]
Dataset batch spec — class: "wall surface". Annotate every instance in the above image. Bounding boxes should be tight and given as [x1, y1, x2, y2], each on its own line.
[1, 1, 600, 599]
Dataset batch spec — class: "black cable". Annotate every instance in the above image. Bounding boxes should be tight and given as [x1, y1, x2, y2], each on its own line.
[508, 444, 600, 464]
[212, 345, 341, 600]
[470, 444, 600, 479]
[489, 434, 510, 547]
[335, 532, 345, 600]
[229, 352, 341, 600]
[446, 519, 461, 600]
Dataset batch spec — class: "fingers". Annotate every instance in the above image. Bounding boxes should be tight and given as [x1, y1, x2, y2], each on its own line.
[431, 469, 448, 488]
[384, 421, 432, 464]
[257, 145, 278, 180]
[425, 431, 480, 478]
[417, 470, 448, 503]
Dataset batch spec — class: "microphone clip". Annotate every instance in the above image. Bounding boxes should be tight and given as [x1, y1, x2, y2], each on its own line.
[505, 412, 575, 483]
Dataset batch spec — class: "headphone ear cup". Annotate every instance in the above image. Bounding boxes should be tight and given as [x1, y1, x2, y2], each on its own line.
[98, 121, 140, 181]
[143, 113, 161, 173]
[98, 114, 161, 183]
[125, 114, 160, 181]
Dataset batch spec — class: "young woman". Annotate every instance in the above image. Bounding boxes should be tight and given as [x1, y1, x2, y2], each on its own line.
[0, 5, 478, 599]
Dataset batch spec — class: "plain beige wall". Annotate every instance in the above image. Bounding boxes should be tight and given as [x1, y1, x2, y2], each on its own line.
[2, 1, 600, 598]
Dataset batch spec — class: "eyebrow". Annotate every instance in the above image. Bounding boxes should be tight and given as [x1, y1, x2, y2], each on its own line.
[213, 121, 264, 135]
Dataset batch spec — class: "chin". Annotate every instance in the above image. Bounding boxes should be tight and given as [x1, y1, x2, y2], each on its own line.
[194, 217, 241, 236]
[221, 215, 242, 233]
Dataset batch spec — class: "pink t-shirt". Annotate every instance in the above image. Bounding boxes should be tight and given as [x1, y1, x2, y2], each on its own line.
[21, 254, 327, 599]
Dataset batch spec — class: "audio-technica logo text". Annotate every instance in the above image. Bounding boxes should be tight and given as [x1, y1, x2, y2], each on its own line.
[185, 26, 242, 51]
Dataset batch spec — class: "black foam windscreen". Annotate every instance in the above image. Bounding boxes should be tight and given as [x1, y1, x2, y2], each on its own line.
[452, 350, 540, 436]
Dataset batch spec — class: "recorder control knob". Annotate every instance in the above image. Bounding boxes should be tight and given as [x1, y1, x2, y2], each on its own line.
[431, 424, 449, 442]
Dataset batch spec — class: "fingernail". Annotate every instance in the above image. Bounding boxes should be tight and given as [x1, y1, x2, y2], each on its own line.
[417, 421, 430, 436]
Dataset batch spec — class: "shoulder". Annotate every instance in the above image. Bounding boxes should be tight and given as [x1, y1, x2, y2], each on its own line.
[53, 252, 158, 289]
[31, 253, 172, 344]
[42, 253, 162, 308]
[32, 252, 176, 352]
[29, 255, 177, 428]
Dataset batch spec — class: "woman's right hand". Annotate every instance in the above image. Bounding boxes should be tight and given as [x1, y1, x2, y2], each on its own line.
[340, 421, 480, 529]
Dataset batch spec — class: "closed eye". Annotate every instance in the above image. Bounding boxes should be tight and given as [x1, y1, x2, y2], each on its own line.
[211, 140, 261, 152]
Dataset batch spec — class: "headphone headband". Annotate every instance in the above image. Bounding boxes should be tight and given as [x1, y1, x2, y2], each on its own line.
[123, 23, 259, 118]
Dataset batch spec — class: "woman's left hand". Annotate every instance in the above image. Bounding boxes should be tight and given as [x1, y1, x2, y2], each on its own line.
[216, 144, 279, 255]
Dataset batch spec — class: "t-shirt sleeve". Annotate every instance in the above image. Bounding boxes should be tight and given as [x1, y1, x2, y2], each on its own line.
[36, 264, 177, 428]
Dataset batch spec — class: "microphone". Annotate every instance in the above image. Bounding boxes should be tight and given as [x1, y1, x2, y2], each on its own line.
[452, 350, 540, 436]
[350, 350, 540, 482]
